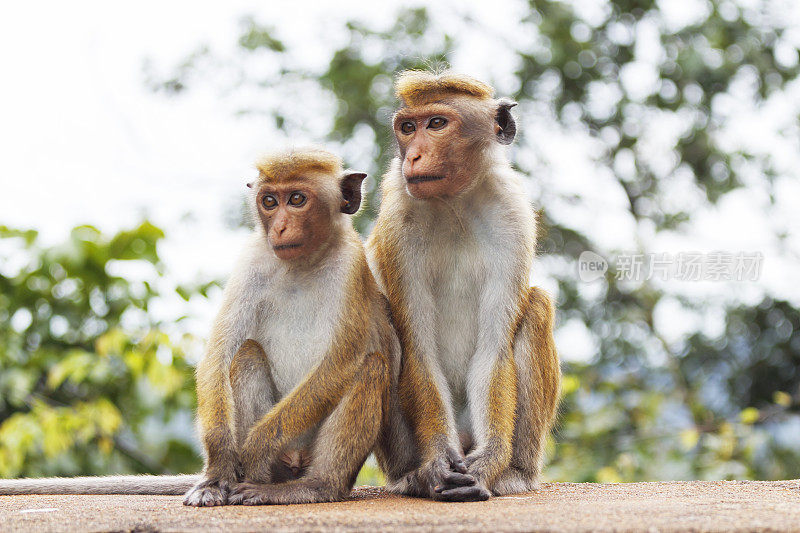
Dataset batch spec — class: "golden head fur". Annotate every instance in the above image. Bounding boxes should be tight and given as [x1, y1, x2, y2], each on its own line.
[395, 70, 494, 107]
[255, 147, 343, 184]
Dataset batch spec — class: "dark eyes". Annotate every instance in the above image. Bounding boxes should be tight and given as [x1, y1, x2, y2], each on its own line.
[399, 117, 447, 134]
[288, 192, 306, 207]
[428, 116, 448, 129]
[262, 195, 277, 209]
[261, 192, 306, 210]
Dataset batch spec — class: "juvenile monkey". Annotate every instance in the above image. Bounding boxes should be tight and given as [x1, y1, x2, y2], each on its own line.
[0, 148, 398, 507]
[367, 71, 561, 501]
[188, 147, 399, 506]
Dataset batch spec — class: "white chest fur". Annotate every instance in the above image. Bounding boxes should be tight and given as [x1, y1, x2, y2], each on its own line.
[428, 228, 483, 401]
[250, 259, 347, 399]
[403, 179, 533, 415]
[417, 204, 510, 394]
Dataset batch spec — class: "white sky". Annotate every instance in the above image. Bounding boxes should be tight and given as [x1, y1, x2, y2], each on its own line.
[1, 0, 799, 362]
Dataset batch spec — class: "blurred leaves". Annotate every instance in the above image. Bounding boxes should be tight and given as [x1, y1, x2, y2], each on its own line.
[318, 7, 453, 229]
[520, 0, 800, 214]
[145, 0, 800, 484]
[0, 222, 200, 478]
[4, 0, 799, 487]
[238, 17, 285, 52]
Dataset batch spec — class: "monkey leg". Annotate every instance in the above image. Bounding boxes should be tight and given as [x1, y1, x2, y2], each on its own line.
[373, 359, 488, 501]
[184, 339, 275, 507]
[229, 339, 277, 449]
[373, 387, 422, 490]
[491, 287, 560, 496]
[228, 352, 389, 505]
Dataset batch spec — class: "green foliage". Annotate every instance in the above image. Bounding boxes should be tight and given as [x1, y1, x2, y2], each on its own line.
[149, 0, 799, 484]
[4, 0, 798, 486]
[684, 298, 800, 412]
[238, 17, 286, 52]
[0, 223, 201, 478]
[521, 0, 799, 212]
[318, 7, 453, 230]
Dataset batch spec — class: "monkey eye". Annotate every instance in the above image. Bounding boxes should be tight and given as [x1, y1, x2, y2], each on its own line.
[262, 194, 278, 209]
[427, 116, 448, 130]
[399, 121, 416, 134]
[288, 192, 307, 207]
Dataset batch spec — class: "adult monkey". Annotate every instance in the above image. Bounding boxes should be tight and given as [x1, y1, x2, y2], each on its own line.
[367, 71, 561, 502]
[0, 148, 398, 507]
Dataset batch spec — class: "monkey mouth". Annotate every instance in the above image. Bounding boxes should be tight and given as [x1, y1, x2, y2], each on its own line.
[406, 174, 445, 184]
[273, 243, 303, 251]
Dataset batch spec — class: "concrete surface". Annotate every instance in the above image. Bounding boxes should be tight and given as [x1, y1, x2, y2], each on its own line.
[1, 480, 799, 532]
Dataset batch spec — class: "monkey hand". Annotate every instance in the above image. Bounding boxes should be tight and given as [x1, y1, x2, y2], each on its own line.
[423, 446, 490, 502]
[183, 475, 235, 507]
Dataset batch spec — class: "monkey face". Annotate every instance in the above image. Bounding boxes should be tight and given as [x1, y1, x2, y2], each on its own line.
[393, 98, 517, 200]
[393, 104, 474, 199]
[256, 182, 333, 261]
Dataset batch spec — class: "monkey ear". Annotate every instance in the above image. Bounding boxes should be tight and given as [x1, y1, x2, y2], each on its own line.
[340, 171, 367, 214]
[495, 98, 518, 145]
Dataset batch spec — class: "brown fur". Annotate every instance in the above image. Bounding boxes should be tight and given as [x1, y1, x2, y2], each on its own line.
[371, 234, 449, 461]
[0, 150, 370, 502]
[255, 147, 342, 184]
[395, 70, 494, 107]
[185, 149, 398, 506]
[368, 71, 560, 501]
[236, 250, 384, 483]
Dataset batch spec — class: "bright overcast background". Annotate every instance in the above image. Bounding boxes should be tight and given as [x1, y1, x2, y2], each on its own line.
[1, 0, 799, 362]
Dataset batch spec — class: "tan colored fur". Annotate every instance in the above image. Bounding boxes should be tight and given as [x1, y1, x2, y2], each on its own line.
[255, 147, 342, 184]
[395, 70, 494, 107]
[187, 148, 398, 506]
[0, 149, 397, 505]
[368, 72, 560, 500]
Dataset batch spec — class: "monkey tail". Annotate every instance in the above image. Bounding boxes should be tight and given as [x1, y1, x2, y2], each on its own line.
[0, 474, 200, 495]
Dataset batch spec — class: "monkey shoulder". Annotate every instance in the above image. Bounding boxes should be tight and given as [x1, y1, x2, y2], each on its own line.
[473, 172, 537, 249]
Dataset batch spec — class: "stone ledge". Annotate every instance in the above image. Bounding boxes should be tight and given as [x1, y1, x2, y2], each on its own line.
[1, 480, 799, 532]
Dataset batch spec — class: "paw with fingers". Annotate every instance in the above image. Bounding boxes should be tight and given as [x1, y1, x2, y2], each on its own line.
[183, 477, 233, 507]
[228, 482, 275, 506]
[424, 446, 491, 502]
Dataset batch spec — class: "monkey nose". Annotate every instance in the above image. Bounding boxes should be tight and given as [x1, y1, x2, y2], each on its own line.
[405, 153, 422, 171]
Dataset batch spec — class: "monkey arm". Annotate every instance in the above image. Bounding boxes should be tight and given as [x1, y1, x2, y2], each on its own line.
[370, 235, 485, 499]
[375, 243, 460, 459]
[463, 274, 528, 487]
[463, 345, 517, 488]
[393, 279, 461, 460]
[392, 324, 491, 501]
[397, 347, 459, 460]
[194, 347, 238, 483]
[395, 292, 492, 499]
[239, 345, 365, 483]
[197, 299, 259, 475]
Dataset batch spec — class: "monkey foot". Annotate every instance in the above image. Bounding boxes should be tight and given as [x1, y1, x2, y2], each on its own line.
[228, 482, 279, 505]
[183, 478, 232, 507]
